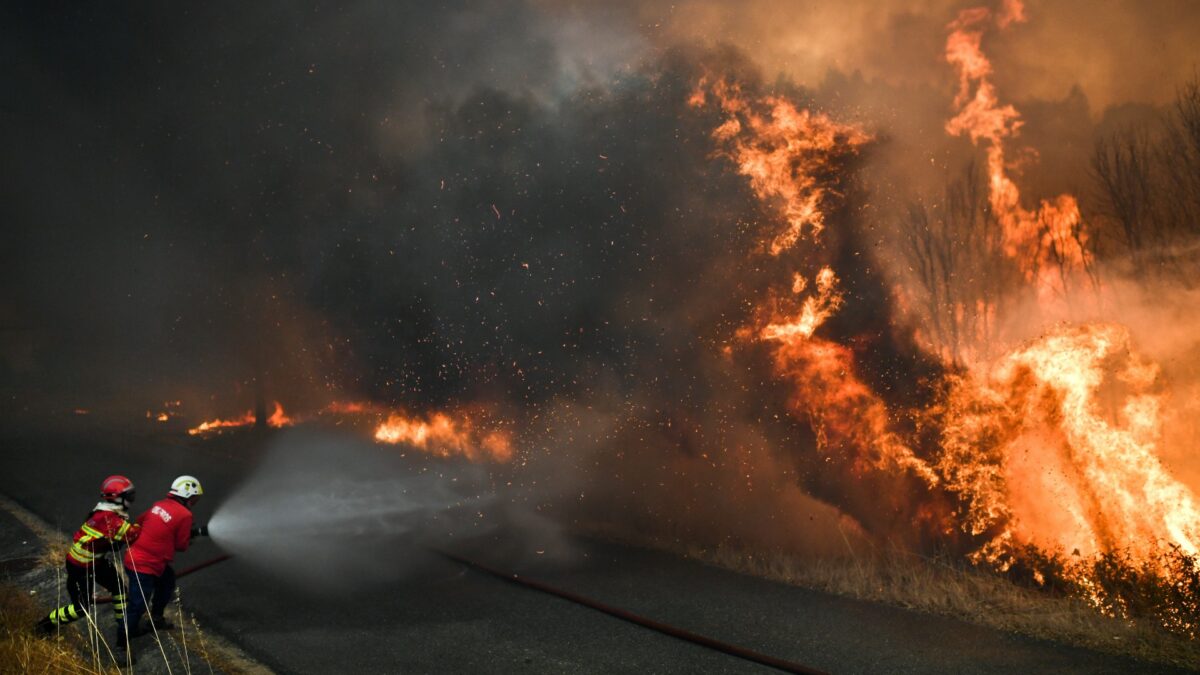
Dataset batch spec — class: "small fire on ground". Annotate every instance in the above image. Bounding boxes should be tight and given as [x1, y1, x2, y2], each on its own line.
[187, 401, 293, 435]
[186, 400, 512, 463]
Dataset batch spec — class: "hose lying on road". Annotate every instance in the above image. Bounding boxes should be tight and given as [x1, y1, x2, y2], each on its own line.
[94, 550, 828, 674]
[435, 549, 829, 675]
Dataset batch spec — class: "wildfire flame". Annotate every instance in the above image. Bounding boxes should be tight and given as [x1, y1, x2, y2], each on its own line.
[187, 401, 293, 436]
[146, 400, 182, 423]
[692, 2, 1200, 633]
[187, 411, 255, 435]
[690, 76, 870, 255]
[940, 324, 1200, 562]
[944, 0, 1091, 302]
[694, 75, 936, 487]
[761, 267, 843, 343]
[322, 401, 374, 415]
[374, 410, 513, 463]
[185, 398, 510, 463]
[934, 1, 1200, 596]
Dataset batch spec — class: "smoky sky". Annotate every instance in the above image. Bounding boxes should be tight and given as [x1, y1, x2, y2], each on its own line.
[1, 2, 800, 421]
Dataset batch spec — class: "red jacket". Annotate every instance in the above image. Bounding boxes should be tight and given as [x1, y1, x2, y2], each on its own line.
[67, 505, 140, 568]
[123, 497, 193, 576]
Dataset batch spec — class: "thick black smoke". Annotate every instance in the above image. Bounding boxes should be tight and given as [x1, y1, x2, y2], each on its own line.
[1, 4, 741, 411]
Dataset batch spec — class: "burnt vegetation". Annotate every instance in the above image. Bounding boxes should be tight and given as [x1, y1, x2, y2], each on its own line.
[1092, 76, 1200, 284]
[898, 161, 1017, 366]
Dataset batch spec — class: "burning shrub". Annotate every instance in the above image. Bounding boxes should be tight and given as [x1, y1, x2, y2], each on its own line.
[1078, 545, 1200, 639]
[984, 542, 1200, 640]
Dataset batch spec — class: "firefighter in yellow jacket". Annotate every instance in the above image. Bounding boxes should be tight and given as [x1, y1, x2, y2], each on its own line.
[36, 475, 140, 637]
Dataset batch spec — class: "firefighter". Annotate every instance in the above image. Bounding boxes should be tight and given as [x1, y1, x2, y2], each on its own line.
[35, 475, 140, 637]
[118, 475, 209, 653]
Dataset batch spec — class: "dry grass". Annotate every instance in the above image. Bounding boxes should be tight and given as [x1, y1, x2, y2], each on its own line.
[184, 610, 275, 675]
[0, 583, 114, 675]
[37, 542, 68, 572]
[583, 524, 1200, 670]
[702, 546, 1198, 668]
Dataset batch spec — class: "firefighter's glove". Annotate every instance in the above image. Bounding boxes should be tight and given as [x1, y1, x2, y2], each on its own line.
[190, 524, 209, 538]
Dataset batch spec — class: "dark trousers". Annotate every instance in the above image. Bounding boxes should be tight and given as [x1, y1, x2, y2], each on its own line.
[46, 559, 126, 626]
[121, 565, 175, 631]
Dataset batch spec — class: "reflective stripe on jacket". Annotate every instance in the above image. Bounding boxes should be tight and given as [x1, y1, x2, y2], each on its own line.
[66, 508, 139, 568]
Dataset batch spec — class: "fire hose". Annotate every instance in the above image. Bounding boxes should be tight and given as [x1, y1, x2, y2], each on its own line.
[435, 549, 829, 675]
[94, 550, 828, 674]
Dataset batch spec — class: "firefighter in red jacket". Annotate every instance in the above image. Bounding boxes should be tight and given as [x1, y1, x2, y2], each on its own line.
[35, 475, 140, 635]
[118, 475, 208, 651]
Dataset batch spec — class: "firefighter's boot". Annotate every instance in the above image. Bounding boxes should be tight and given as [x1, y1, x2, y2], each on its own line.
[112, 626, 137, 666]
[33, 615, 55, 636]
[151, 612, 176, 630]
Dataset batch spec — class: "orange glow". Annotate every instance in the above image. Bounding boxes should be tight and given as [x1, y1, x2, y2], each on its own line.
[691, 76, 870, 255]
[322, 400, 374, 414]
[694, 14, 1200, 632]
[944, 0, 1091, 301]
[187, 411, 255, 435]
[939, 324, 1200, 565]
[374, 410, 513, 463]
[694, 76, 935, 486]
[187, 401, 292, 436]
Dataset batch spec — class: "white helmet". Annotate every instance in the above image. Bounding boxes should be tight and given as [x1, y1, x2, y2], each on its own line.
[169, 475, 204, 500]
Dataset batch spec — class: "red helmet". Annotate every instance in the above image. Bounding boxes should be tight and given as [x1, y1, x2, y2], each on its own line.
[100, 475, 136, 503]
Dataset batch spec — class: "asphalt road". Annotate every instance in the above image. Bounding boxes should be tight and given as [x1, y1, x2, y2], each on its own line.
[0, 425, 1189, 674]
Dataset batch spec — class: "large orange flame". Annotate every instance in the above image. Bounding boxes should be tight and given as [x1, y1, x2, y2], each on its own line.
[693, 4, 1200, 633]
[690, 76, 870, 255]
[940, 324, 1200, 565]
[693, 77, 936, 487]
[933, 3, 1200, 622]
[944, 0, 1091, 302]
